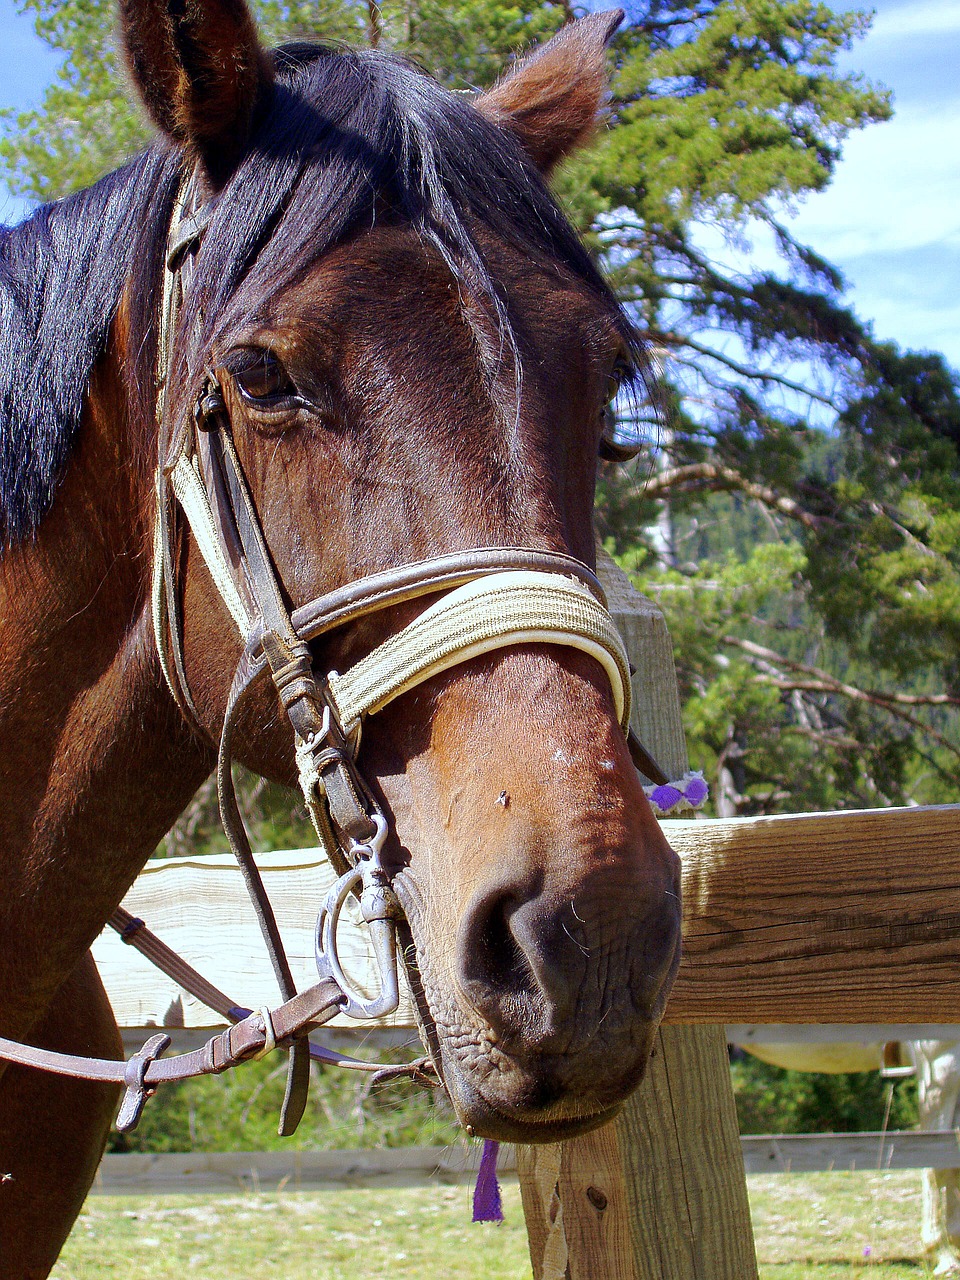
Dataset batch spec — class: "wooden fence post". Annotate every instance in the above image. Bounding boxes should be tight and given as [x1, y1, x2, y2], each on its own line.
[516, 552, 757, 1280]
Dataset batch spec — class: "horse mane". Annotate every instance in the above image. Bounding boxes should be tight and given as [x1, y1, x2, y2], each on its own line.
[0, 149, 180, 549]
[2, 43, 638, 552]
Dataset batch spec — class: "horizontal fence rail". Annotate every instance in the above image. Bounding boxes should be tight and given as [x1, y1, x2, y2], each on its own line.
[741, 1131, 960, 1174]
[93, 805, 960, 1212]
[664, 804, 960, 1023]
[96, 804, 960, 1032]
[93, 1132, 960, 1194]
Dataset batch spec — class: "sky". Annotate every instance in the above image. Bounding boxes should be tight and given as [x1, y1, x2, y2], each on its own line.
[1, 0, 959, 367]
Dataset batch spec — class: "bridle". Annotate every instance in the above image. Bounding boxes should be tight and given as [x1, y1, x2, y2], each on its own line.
[0, 170, 700, 1135]
[151, 174, 646, 1132]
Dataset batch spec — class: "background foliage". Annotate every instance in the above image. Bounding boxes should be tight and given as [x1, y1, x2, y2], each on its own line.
[731, 1052, 918, 1137]
[110, 1049, 462, 1154]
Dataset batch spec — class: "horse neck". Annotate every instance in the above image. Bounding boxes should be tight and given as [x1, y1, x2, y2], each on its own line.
[0, 333, 210, 1029]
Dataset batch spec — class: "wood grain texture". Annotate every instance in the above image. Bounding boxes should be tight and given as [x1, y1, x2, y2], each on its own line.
[621, 1025, 758, 1277]
[518, 1130, 641, 1280]
[664, 804, 960, 1022]
[96, 804, 960, 1031]
[97, 544, 957, 1046]
[517, 552, 757, 1280]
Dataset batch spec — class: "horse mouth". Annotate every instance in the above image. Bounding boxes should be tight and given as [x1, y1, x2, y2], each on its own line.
[440, 1058, 627, 1143]
[433, 1043, 639, 1144]
[391, 873, 666, 1144]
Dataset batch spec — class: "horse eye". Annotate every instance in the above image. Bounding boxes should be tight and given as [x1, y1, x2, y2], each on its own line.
[605, 368, 623, 410]
[602, 360, 631, 417]
[599, 361, 641, 462]
[230, 350, 297, 405]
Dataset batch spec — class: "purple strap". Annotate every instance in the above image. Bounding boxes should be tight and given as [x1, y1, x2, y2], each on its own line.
[472, 1138, 503, 1222]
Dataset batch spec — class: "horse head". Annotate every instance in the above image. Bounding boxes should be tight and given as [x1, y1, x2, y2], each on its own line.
[121, 0, 682, 1143]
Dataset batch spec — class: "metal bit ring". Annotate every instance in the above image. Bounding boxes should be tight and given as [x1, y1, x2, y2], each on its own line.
[315, 815, 402, 1020]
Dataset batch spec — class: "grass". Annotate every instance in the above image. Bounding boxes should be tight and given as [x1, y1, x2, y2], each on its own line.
[52, 1183, 532, 1280]
[50, 1171, 936, 1279]
[750, 1171, 928, 1278]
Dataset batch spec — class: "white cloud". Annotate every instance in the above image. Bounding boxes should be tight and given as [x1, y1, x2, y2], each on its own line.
[788, 102, 960, 261]
[688, 89, 960, 365]
[854, 290, 960, 361]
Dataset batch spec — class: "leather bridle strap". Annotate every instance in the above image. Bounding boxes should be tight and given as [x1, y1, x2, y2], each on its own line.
[108, 906, 433, 1079]
[152, 178, 322, 1134]
[0, 978, 343, 1133]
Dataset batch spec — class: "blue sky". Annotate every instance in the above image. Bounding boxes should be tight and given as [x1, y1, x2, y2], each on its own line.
[1, 0, 959, 367]
[786, 1, 960, 367]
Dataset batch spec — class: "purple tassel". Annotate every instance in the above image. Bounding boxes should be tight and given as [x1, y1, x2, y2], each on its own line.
[472, 1139, 503, 1222]
[644, 770, 709, 816]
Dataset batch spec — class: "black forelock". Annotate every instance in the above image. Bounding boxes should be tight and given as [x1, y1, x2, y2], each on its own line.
[166, 44, 630, 425]
[210, 43, 613, 313]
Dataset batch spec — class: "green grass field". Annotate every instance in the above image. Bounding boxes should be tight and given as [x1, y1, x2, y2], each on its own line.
[49, 1170, 937, 1279]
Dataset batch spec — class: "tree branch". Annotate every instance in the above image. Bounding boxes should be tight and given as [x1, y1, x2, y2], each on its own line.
[632, 9, 714, 31]
[642, 462, 823, 529]
[722, 636, 960, 761]
[674, 334, 839, 408]
[723, 636, 960, 708]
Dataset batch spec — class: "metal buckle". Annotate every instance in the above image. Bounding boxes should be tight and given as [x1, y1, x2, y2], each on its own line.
[314, 814, 403, 1020]
[194, 374, 226, 431]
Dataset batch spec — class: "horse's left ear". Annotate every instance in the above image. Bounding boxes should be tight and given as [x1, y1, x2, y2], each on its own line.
[118, 0, 272, 188]
[475, 10, 624, 175]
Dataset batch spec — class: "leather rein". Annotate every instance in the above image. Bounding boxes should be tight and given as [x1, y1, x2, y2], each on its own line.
[0, 174, 670, 1135]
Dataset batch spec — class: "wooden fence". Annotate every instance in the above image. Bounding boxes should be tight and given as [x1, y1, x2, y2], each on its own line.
[95, 803, 960, 1032]
[90, 553, 960, 1279]
[89, 1129, 960, 1196]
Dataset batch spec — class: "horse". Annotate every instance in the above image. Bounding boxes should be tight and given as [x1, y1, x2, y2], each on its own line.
[0, 2, 683, 1273]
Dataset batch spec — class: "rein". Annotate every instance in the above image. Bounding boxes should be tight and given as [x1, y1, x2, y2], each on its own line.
[0, 174, 702, 1135]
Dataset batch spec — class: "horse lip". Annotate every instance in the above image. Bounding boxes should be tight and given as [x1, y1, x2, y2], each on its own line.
[478, 1099, 624, 1144]
[458, 1074, 623, 1143]
[441, 1052, 625, 1144]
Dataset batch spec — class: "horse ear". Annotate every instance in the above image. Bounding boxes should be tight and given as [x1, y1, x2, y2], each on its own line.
[118, 0, 271, 187]
[475, 10, 624, 175]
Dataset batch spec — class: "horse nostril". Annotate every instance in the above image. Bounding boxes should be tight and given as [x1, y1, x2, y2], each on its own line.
[459, 891, 530, 1028]
[457, 883, 581, 1047]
